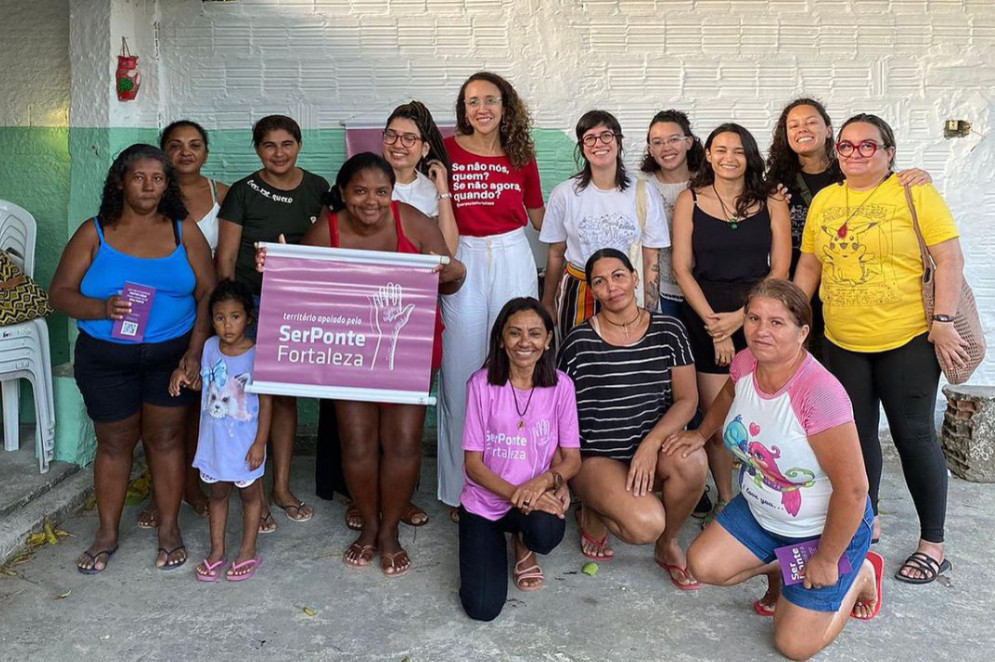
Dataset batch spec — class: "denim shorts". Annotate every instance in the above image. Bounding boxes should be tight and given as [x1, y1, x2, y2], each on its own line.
[74, 330, 197, 423]
[716, 493, 874, 612]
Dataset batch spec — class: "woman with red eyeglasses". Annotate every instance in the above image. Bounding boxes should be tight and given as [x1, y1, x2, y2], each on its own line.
[794, 114, 967, 587]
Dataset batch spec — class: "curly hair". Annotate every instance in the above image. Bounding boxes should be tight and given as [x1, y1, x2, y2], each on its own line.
[209, 278, 256, 322]
[385, 101, 451, 176]
[455, 72, 536, 170]
[640, 109, 705, 175]
[689, 123, 769, 219]
[572, 110, 629, 192]
[98, 144, 187, 226]
[766, 98, 841, 191]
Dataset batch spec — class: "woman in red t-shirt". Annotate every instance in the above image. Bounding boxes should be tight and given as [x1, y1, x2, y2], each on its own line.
[438, 72, 546, 519]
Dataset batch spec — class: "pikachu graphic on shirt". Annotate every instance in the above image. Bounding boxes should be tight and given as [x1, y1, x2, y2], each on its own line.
[820, 221, 878, 286]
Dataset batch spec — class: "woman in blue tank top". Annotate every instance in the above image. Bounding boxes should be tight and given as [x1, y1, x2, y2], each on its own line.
[50, 144, 216, 575]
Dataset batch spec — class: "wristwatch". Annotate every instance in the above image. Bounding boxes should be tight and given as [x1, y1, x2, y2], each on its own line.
[550, 471, 564, 491]
[932, 314, 955, 323]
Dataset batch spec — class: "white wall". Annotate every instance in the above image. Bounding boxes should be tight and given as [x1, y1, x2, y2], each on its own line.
[0, 0, 69, 126]
[150, 0, 995, 382]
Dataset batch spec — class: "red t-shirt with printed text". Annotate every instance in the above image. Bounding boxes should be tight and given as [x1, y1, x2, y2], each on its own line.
[445, 136, 544, 237]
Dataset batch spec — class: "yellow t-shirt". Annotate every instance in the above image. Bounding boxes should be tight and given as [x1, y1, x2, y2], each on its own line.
[800, 176, 959, 352]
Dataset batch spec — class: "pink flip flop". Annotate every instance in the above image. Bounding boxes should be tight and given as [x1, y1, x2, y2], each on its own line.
[195, 557, 227, 583]
[225, 557, 262, 582]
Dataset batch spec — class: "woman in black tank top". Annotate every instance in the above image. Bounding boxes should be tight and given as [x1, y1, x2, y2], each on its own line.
[671, 123, 791, 519]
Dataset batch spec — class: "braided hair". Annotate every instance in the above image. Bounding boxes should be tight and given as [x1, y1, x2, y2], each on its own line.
[386, 101, 451, 176]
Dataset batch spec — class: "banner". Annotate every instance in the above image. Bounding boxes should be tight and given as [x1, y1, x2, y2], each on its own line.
[248, 243, 446, 405]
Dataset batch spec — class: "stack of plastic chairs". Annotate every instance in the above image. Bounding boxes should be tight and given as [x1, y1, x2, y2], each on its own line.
[0, 200, 55, 473]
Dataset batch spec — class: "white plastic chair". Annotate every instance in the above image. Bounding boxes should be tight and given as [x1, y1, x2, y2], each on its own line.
[0, 200, 55, 472]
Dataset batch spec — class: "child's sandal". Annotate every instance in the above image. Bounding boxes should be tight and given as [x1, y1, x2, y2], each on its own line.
[195, 557, 227, 583]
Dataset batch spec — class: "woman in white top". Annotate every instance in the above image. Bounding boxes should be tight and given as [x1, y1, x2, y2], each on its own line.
[541, 110, 669, 340]
[638, 110, 706, 318]
[138, 120, 229, 529]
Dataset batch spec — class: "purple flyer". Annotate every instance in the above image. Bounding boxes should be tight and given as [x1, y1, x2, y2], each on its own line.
[111, 282, 155, 343]
[775, 539, 853, 587]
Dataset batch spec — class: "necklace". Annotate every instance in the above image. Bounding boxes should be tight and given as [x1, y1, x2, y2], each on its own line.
[839, 175, 889, 239]
[712, 183, 741, 229]
[509, 380, 536, 430]
[601, 307, 642, 337]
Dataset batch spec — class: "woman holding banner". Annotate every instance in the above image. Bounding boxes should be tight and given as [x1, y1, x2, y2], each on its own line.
[259, 153, 464, 576]
[217, 115, 330, 532]
[438, 72, 546, 521]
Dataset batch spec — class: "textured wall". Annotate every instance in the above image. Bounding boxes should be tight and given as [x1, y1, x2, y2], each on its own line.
[154, 0, 995, 381]
[0, 0, 72, 365]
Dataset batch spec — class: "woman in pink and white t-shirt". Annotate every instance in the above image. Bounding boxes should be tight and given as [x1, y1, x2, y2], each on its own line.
[438, 72, 547, 518]
[664, 280, 883, 661]
[459, 298, 580, 622]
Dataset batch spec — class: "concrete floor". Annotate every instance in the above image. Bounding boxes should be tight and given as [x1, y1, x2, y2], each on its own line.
[1, 446, 993, 662]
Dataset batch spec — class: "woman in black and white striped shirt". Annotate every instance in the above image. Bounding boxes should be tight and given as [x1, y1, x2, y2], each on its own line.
[557, 248, 707, 589]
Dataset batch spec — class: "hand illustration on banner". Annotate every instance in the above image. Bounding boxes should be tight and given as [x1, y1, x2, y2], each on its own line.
[369, 282, 415, 371]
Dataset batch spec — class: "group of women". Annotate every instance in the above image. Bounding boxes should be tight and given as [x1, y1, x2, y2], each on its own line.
[49, 69, 970, 660]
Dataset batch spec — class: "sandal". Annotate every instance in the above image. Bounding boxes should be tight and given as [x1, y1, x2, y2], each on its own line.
[852, 551, 884, 620]
[274, 499, 313, 522]
[575, 508, 613, 561]
[226, 557, 261, 582]
[156, 544, 187, 571]
[655, 560, 702, 591]
[258, 511, 277, 535]
[402, 502, 429, 527]
[449, 507, 460, 524]
[195, 557, 227, 583]
[753, 598, 776, 617]
[343, 542, 376, 569]
[136, 507, 159, 530]
[894, 550, 951, 585]
[380, 549, 411, 578]
[513, 550, 543, 592]
[344, 501, 362, 531]
[76, 546, 119, 575]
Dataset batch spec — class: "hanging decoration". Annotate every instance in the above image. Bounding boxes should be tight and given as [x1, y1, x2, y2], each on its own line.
[115, 37, 141, 102]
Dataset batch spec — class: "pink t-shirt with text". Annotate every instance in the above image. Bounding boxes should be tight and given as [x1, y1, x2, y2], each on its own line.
[460, 369, 580, 521]
[445, 136, 544, 237]
[723, 349, 854, 537]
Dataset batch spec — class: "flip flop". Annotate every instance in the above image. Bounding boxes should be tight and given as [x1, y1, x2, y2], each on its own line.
[77, 546, 119, 575]
[852, 551, 884, 620]
[575, 508, 613, 561]
[513, 556, 543, 592]
[274, 500, 313, 522]
[401, 502, 429, 527]
[136, 508, 158, 530]
[655, 559, 702, 591]
[226, 557, 261, 582]
[894, 550, 951, 585]
[157, 544, 187, 571]
[753, 598, 776, 617]
[343, 543, 376, 569]
[380, 549, 411, 579]
[258, 511, 277, 535]
[195, 557, 227, 583]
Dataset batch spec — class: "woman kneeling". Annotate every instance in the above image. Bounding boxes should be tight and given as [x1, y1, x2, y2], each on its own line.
[668, 279, 882, 661]
[459, 298, 581, 621]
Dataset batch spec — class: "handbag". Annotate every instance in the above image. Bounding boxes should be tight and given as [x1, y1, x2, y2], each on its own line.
[0, 250, 53, 326]
[903, 185, 985, 384]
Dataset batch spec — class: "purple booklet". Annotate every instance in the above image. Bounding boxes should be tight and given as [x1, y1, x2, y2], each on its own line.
[111, 282, 155, 343]
[774, 539, 852, 587]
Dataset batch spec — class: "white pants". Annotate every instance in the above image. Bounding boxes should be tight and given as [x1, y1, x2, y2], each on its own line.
[437, 227, 539, 506]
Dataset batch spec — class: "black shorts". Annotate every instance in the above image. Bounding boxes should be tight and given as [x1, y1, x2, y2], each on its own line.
[74, 330, 197, 423]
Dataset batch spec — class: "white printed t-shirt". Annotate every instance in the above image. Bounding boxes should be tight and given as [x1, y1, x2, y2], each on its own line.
[540, 174, 670, 268]
[723, 349, 854, 537]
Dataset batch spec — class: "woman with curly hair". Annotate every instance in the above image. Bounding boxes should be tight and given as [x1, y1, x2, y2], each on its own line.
[50, 144, 216, 574]
[638, 110, 706, 318]
[766, 99, 931, 359]
[437, 72, 546, 519]
[671, 123, 791, 523]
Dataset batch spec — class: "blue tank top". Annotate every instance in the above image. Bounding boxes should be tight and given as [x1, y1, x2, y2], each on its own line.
[78, 218, 197, 343]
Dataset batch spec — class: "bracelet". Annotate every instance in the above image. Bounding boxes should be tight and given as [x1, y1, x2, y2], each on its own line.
[437, 192, 452, 200]
[932, 314, 955, 323]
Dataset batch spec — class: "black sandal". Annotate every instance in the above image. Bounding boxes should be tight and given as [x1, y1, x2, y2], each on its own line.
[894, 551, 951, 584]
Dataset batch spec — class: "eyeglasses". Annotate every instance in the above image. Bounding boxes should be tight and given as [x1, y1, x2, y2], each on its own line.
[649, 136, 689, 149]
[464, 96, 502, 108]
[836, 140, 885, 158]
[582, 131, 620, 147]
[382, 129, 423, 148]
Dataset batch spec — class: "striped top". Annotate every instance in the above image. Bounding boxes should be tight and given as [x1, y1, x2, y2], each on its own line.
[557, 313, 694, 461]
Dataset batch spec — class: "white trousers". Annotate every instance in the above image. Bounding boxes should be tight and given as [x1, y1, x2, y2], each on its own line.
[437, 227, 539, 506]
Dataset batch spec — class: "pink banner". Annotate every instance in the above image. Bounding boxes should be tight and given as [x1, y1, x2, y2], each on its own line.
[345, 125, 455, 158]
[251, 247, 441, 402]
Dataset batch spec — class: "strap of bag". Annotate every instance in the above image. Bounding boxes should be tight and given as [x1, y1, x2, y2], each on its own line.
[795, 172, 814, 207]
[903, 184, 935, 286]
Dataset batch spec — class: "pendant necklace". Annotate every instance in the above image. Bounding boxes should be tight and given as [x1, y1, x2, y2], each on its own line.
[602, 308, 642, 338]
[510, 380, 536, 430]
[839, 175, 889, 240]
[712, 183, 741, 230]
